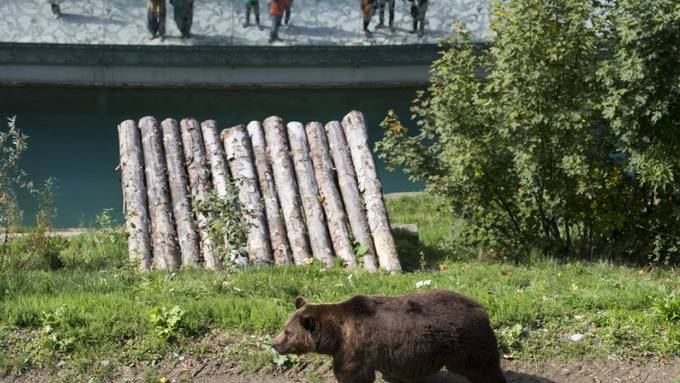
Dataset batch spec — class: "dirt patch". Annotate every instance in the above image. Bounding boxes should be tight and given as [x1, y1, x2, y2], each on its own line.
[3, 358, 677, 383]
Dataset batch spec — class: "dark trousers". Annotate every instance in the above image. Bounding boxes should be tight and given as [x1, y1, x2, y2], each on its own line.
[378, 0, 395, 27]
[410, 0, 427, 35]
[147, 0, 167, 38]
[284, 0, 292, 24]
[270, 14, 282, 40]
[245, 2, 261, 25]
[171, 0, 194, 38]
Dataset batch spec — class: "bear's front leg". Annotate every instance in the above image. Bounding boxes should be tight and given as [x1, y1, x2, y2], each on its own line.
[333, 357, 375, 383]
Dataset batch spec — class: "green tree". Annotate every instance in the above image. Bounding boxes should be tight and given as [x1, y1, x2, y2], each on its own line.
[376, 0, 680, 263]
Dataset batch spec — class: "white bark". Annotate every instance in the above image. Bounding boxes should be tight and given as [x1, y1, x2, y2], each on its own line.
[287, 121, 334, 267]
[117, 120, 152, 272]
[342, 111, 400, 272]
[201, 120, 232, 198]
[263, 116, 312, 265]
[139, 116, 180, 271]
[324, 121, 378, 272]
[180, 118, 222, 269]
[222, 125, 273, 266]
[161, 118, 201, 267]
[247, 121, 292, 265]
[305, 122, 358, 268]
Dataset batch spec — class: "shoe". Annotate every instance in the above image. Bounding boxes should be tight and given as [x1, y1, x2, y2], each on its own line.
[390, 26, 395, 33]
[243, 22, 250, 28]
[376, 22, 384, 29]
[257, 24, 263, 31]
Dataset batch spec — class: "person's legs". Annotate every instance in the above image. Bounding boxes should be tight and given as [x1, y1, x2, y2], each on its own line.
[147, 1, 159, 37]
[269, 14, 282, 41]
[377, 0, 385, 27]
[284, 0, 292, 25]
[158, 1, 166, 38]
[388, 0, 395, 31]
[244, 2, 252, 27]
[254, 2, 261, 27]
[417, 1, 427, 37]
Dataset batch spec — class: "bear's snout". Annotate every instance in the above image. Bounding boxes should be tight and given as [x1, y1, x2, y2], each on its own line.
[271, 332, 286, 354]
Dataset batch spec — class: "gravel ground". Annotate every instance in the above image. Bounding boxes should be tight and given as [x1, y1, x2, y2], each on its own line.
[0, 0, 491, 46]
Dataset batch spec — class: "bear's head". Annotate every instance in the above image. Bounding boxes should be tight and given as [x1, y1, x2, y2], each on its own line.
[272, 297, 327, 355]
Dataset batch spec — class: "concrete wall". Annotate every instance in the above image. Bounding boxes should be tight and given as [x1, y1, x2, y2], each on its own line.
[0, 43, 440, 87]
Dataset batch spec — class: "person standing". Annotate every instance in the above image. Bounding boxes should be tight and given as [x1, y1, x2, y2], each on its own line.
[283, 0, 293, 25]
[147, 0, 167, 40]
[243, 0, 263, 30]
[269, 0, 285, 43]
[409, 0, 428, 37]
[360, 0, 378, 37]
[170, 0, 194, 38]
[377, 0, 395, 33]
[48, 0, 63, 18]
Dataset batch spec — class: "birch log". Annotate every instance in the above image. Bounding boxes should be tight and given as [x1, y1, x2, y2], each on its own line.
[247, 121, 292, 265]
[287, 122, 334, 267]
[180, 118, 222, 269]
[118, 120, 152, 272]
[305, 122, 358, 268]
[342, 111, 400, 272]
[201, 120, 232, 198]
[139, 116, 180, 271]
[263, 116, 312, 265]
[161, 118, 201, 267]
[201, 120, 238, 262]
[324, 121, 379, 272]
[222, 125, 273, 266]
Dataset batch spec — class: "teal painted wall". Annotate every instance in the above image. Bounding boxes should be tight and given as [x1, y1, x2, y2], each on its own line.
[0, 87, 422, 228]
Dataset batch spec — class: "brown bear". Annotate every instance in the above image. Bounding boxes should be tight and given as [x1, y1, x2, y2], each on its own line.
[272, 289, 506, 383]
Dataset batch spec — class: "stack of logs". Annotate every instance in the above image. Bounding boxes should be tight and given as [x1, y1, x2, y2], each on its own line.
[117, 111, 401, 273]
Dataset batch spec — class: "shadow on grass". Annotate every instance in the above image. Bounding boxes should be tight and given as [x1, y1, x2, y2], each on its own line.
[393, 228, 454, 273]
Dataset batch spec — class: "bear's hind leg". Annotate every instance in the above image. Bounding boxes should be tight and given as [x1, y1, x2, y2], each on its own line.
[333, 359, 376, 383]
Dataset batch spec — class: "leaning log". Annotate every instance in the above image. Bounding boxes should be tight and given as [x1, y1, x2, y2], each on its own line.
[161, 118, 201, 267]
[139, 116, 180, 271]
[222, 125, 273, 266]
[305, 122, 358, 268]
[247, 121, 292, 265]
[180, 118, 222, 269]
[287, 122, 334, 267]
[324, 121, 379, 272]
[342, 111, 401, 272]
[117, 120, 152, 272]
[263, 116, 312, 265]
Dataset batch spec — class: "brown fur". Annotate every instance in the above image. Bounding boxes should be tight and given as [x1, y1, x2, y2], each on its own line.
[272, 290, 506, 383]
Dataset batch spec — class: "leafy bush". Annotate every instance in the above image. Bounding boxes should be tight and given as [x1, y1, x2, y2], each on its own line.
[193, 181, 252, 268]
[376, 0, 680, 263]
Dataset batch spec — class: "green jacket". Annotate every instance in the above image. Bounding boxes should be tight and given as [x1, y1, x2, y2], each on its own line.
[244, 0, 258, 4]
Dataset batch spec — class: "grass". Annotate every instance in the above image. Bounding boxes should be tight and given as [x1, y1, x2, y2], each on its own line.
[0, 194, 678, 381]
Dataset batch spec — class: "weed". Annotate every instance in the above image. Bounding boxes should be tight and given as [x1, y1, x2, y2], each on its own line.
[654, 292, 680, 323]
[149, 305, 185, 341]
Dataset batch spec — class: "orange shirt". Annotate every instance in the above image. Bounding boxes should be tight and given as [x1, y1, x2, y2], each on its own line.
[269, 0, 285, 15]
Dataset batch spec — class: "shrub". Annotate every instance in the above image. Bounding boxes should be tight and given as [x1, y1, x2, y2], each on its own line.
[376, 0, 680, 263]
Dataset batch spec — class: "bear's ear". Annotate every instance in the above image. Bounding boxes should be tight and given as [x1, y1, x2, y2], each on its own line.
[299, 315, 316, 333]
[294, 296, 307, 309]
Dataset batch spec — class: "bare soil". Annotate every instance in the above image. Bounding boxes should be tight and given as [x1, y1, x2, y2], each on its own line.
[3, 357, 677, 383]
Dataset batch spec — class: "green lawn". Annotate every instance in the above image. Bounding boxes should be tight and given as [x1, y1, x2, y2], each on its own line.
[0, 195, 678, 381]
